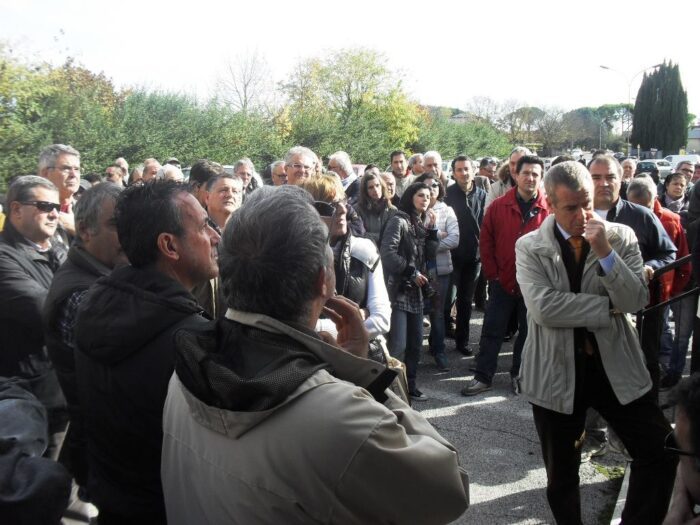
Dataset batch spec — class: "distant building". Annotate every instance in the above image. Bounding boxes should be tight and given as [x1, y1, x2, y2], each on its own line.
[449, 112, 473, 124]
[687, 126, 700, 153]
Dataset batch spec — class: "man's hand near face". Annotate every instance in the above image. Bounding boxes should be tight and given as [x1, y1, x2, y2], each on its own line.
[320, 295, 369, 358]
[584, 216, 612, 259]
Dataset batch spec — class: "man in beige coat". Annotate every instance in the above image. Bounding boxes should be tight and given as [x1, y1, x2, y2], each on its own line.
[515, 161, 676, 524]
[161, 185, 469, 525]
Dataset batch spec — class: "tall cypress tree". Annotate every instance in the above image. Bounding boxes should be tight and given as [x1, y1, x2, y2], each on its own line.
[630, 61, 688, 154]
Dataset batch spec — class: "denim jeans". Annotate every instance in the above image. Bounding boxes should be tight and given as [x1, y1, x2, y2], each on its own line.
[429, 274, 452, 358]
[661, 294, 698, 377]
[446, 259, 481, 351]
[473, 281, 527, 384]
[389, 308, 424, 392]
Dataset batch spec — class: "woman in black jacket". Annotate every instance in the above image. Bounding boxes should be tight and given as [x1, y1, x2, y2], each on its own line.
[380, 182, 438, 401]
[356, 172, 396, 247]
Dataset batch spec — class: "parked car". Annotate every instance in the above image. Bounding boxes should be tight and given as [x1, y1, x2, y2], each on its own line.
[664, 154, 700, 170]
[636, 159, 673, 181]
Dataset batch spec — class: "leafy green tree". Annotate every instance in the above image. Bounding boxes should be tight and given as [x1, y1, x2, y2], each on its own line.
[280, 48, 421, 164]
[415, 112, 511, 160]
[0, 46, 55, 182]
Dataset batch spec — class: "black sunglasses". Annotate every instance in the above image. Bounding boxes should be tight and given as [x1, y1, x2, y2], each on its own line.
[664, 430, 697, 457]
[313, 201, 335, 218]
[20, 201, 61, 213]
[313, 200, 346, 218]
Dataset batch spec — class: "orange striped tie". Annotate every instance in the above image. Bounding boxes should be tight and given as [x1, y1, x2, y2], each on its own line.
[568, 236, 584, 264]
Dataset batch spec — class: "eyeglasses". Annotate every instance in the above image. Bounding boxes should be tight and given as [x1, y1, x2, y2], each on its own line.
[288, 163, 313, 172]
[313, 199, 346, 218]
[48, 165, 81, 174]
[20, 201, 61, 213]
[664, 430, 697, 457]
[430, 183, 440, 188]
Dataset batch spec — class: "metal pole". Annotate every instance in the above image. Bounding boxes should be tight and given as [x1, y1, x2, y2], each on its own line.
[627, 83, 632, 156]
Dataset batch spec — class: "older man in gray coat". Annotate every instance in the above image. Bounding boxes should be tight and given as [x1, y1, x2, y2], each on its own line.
[161, 185, 469, 525]
[515, 161, 676, 524]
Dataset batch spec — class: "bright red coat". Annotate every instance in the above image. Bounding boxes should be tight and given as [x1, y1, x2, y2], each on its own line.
[480, 187, 549, 295]
[653, 199, 690, 301]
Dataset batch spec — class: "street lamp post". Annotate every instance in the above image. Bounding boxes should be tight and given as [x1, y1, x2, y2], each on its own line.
[599, 63, 663, 156]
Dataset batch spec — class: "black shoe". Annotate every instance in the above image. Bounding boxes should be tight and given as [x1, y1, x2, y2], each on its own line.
[410, 389, 429, 402]
[660, 374, 680, 390]
[435, 354, 450, 372]
[456, 344, 472, 356]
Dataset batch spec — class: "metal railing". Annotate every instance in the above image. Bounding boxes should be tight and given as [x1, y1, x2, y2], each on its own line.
[636, 254, 697, 342]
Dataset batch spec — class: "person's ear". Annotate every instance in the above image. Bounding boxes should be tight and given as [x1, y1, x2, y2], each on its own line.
[316, 265, 329, 297]
[77, 222, 91, 244]
[10, 201, 22, 219]
[157, 232, 179, 261]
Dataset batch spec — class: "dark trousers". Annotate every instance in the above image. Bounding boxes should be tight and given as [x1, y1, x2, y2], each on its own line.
[531, 351, 676, 525]
[473, 281, 527, 383]
[473, 269, 487, 308]
[690, 316, 700, 374]
[449, 259, 481, 352]
[97, 510, 166, 525]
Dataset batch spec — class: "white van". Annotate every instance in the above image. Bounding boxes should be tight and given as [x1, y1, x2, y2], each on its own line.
[664, 154, 700, 170]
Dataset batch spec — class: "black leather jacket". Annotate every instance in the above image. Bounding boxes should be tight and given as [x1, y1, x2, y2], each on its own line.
[379, 211, 438, 302]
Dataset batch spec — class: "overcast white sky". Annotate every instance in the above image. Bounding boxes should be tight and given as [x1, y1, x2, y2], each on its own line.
[2, 0, 699, 118]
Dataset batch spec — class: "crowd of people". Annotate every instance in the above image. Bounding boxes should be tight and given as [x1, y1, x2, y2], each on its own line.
[2, 142, 700, 524]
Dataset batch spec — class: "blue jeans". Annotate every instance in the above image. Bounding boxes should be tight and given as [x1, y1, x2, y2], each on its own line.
[473, 281, 527, 384]
[661, 294, 697, 377]
[389, 308, 424, 392]
[429, 274, 452, 358]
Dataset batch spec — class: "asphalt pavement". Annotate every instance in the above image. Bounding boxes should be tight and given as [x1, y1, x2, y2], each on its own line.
[413, 310, 629, 525]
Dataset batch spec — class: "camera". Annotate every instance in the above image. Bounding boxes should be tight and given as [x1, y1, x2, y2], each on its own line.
[422, 282, 437, 299]
[402, 279, 417, 291]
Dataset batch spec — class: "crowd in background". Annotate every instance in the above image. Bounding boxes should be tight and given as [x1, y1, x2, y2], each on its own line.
[3, 142, 700, 524]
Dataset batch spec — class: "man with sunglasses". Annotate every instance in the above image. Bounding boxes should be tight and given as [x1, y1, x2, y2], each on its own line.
[38, 144, 81, 247]
[0, 176, 68, 437]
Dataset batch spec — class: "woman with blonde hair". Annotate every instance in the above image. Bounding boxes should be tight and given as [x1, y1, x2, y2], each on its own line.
[301, 174, 391, 349]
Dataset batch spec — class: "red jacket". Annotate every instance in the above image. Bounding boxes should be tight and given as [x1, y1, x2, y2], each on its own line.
[480, 187, 549, 295]
[653, 199, 690, 300]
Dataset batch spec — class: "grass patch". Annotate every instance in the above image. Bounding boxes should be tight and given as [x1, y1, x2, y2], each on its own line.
[593, 464, 626, 480]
